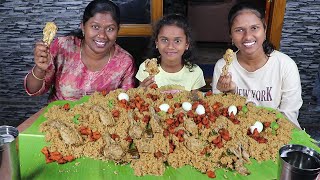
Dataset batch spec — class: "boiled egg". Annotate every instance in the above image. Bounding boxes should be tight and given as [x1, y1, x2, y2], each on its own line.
[228, 105, 238, 116]
[118, 92, 129, 101]
[249, 126, 257, 134]
[182, 102, 192, 111]
[254, 121, 264, 133]
[249, 121, 264, 134]
[196, 104, 205, 115]
[159, 103, 170, 112]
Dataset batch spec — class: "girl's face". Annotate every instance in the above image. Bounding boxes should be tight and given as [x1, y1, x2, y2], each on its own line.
[81, 12, 118, 55]
[230, 10, 266, 57]
[155, 25, 189, 64]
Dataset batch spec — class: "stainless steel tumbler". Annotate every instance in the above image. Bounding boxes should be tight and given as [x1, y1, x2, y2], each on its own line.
[0, 126, 20, 180]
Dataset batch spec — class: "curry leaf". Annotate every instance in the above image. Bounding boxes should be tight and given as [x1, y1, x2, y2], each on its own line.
[108, 100, 115, 108]
[242, 105, 248, 113]
[73, 114, 80, 124]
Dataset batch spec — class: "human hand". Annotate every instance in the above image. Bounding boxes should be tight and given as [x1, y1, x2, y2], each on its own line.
[34, 41, 51, 71]
[216, 73, 236, 93]
[139, 76, 155, 88]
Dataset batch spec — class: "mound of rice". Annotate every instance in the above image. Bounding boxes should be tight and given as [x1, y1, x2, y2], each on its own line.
[40, 87, 294, 177]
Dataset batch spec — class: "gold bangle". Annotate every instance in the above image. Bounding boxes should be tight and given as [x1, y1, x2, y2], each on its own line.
[31, 66, 45, 81]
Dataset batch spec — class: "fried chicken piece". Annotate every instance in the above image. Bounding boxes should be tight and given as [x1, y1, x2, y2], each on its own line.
[144, 58, 159, 75]
[93, 105, 116, 127]
[45, 120, 83, 146]
[103, 133, 125, 161]
[222, 48, 234, 75]
[183, 134, 204, 154]
[43, 22, 58, 46]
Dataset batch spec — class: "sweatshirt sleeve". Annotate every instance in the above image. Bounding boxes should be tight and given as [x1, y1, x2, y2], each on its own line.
[278, 56, 303, 128]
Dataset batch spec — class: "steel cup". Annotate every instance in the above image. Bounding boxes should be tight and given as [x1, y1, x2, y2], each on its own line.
[0, 125, 20, 180]
[278, 144, 320, 180]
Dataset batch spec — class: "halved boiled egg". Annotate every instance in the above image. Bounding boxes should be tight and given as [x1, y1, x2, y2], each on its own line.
[249, 121, 264, 134]
[118, 92, 129, 101]
[254, 121, 263, 133]
[228, 105, 237, 116]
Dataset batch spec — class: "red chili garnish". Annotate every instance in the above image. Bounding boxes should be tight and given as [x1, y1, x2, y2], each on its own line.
[63, 155, 75, 162]
[205, 91, 213, 96]
[111, 133, 120, 140]
[178, 136, 184, 142]
[174, 103, 182, 108]
[219, 128, 231, 141]
[63, 103, 70, 111]
[142, 115, 151, 123]
[163, 129, 169, 138]
[150, 83, 158, 89]
[256, 136, 268, 143]
[167, 107, 175, 114]
[154, 151, 163, 159]
[212, 102, 222, 110]
[192, 102, 199, 110]
[166, 118, 174, 125]
[252, 128, 259, 138]
[79, 126, 92, 135]
[232, 118, 240, 124]
[187, 110, 194, 118]
[101, 90, 107, 96]
[177, 129, 184, 135]
[208, 114, 217, 122]
[154, 107, 161, 112]
[90, 131, 101, 141]
[166, 94, 173, 99]
[216, 141, 224, 148]
[112, 109, 120, 118]
[168, 126, 175, 134]
[212, 135, 222, 144]
[57, 158, 67, 164]
[207, 170, 216, 178]
[124, 136, 133, 143]
[263, 122, 271, 128]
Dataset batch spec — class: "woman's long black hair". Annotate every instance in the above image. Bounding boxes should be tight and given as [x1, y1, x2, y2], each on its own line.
[67, 0, 120, 39]
[228, 2, 275, 56]
[147, 13, 197, 71]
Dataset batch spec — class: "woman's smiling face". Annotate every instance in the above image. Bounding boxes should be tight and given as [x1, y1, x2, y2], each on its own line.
[230, 10, 266, 56]
[82, 12, 118, 55]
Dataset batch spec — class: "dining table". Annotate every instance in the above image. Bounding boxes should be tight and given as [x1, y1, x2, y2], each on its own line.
[18, 108, 45, 133]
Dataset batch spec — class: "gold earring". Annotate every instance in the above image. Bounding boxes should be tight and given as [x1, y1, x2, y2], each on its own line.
[232, 40, 234, 46]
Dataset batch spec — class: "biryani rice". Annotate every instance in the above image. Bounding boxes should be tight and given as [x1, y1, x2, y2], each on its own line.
[40, 87, 295, 176]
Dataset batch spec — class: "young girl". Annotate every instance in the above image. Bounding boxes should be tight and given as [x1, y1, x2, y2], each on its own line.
[136, 14, 206, 91]
[212, 2, 302, 127]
